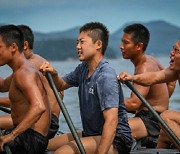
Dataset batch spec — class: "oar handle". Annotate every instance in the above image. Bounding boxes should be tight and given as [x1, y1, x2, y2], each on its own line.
[124, 81, 180, 149]
[0, 129, 12, 154]
[0, 106, 11, 114]
[45, 72, 86, 154]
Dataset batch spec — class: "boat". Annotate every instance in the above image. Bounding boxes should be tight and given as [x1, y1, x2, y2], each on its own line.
[130, 138, 179, 154]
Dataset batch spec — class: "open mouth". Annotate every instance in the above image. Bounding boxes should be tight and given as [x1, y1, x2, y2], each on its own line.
[170, 59, 174, 65]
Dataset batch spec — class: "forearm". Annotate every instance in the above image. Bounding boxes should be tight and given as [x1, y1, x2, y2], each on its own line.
[131, 72, 158, 86]
[97, 119, 117, 153]
[51, 69, 67, 91]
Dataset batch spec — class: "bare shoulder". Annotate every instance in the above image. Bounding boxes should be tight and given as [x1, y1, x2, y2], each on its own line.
[30, 54, 47, 68]
[144, 55, 164, 72]
[33, 54, 46, 61]
[135, 55, 161, 74]
[13, 62, 39, 86]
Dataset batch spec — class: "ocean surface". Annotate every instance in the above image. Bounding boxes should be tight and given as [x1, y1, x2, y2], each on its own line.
[0, 56, 179, 133]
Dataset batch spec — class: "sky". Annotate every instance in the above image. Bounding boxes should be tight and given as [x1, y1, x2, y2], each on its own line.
[0, 0, 179, 34]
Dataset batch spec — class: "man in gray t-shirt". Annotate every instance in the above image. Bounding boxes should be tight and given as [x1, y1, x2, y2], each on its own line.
[40, 22, 132, 154]
[63, 59, 131, 139]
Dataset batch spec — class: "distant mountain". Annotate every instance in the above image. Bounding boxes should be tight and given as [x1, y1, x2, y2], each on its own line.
[34, 26, 80, 41]
[0, 20, 179, 60]
[110, 20, 180, 57]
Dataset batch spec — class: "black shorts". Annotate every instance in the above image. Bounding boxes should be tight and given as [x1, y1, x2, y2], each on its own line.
[82, 131, 101, 137]
[47, 114, 59, 139]
[113, 133, 133, 154]
[135, 110, 161, 138]
[5, 128, 48, 154]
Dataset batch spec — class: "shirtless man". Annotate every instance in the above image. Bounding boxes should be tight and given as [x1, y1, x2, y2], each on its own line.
[0, 25, 50, 153]
[0, 25, 62, 139]
[118, 23, 175, 145]
[118, 40, 180, 149]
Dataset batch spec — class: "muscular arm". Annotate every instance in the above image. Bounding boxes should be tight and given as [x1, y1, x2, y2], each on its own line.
[97, 108, 118, 154]
[124, 64, 151, 111]
[132, 68, 178, 86]
[10, 70, 46, 138]
[125, 84, 150, 111]
[119, 68, 178, 86]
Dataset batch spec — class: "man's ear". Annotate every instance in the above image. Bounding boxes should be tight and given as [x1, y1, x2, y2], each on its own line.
[96, 40, 102, 50]
[10, 43, 18, 54]
[137, 42, 144, 51]
[24, 41, 28, 50]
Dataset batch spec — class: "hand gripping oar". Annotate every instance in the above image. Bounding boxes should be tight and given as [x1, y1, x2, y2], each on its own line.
[124, 81, 180, 149]
[45, 72, 86, 154]
[0, 106, 11, 114]
[0, 129, 12, 154]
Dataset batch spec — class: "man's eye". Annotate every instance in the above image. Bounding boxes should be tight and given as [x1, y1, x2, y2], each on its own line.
[174, 48, 180, 54]
[123, 41, 128, 44]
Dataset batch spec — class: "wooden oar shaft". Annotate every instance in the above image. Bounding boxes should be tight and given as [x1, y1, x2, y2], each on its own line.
[45, 72, 86, 154]
[0, 106, 11, 114]
[124, 81, 180, 149]
[0, 129, 12, 154]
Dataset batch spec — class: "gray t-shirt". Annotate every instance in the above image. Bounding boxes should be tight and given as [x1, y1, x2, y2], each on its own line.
[63, 59, 131, 140]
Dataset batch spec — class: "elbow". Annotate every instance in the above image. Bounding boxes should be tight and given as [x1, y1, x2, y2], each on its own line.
[36, 104, 46, 116]
[40, 105, 46, 114]
[126, 103, 140, 112]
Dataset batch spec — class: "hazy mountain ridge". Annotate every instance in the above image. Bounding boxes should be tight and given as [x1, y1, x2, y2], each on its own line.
[33, 20, 180, 59]
[1, 20, 180, 60]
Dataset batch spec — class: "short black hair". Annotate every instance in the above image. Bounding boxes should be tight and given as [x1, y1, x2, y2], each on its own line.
[80, 22, 109, 55]
[123, 23, 150, 51]
[18, 25, 34, 49]
[0, 24, 24, 52]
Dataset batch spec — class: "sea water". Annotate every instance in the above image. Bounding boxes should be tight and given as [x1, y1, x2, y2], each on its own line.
[0, 57, 179, 132]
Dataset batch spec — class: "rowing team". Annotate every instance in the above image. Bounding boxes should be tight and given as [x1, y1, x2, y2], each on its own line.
[0, 22, 179, 154]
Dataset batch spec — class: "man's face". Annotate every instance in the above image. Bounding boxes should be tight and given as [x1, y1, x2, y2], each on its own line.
[120, 33, 139, 59]
[76, 31, 98, 62]
[170, 40, 180, 71]
[0, 36, 11, 66]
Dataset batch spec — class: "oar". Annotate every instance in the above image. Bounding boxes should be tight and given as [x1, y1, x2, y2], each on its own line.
[0, 129, 12, 154]
[124, 81, 180, 149]
[45, 72, 86, 154]
[0, 106, 11, 114]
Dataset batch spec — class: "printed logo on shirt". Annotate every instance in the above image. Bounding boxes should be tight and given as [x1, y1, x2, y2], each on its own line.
[89, 86, 94, 95]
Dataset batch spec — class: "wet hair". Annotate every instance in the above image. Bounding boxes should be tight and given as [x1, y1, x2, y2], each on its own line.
[123, 23, 150, 51]
[18, 25, 34, 49]
[80, 22, 109, 55]
[0, 24, 24, 52]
